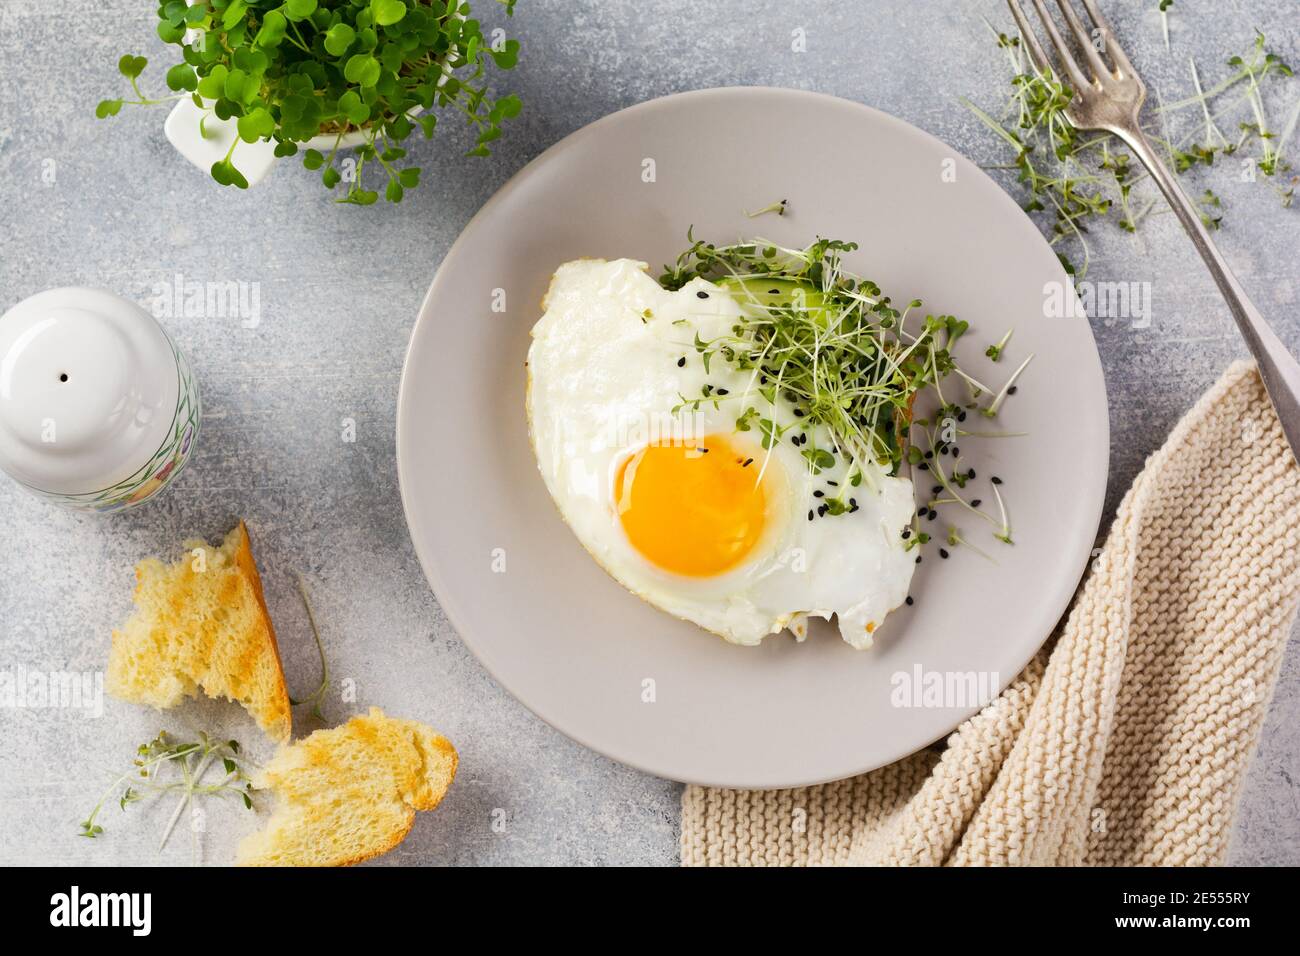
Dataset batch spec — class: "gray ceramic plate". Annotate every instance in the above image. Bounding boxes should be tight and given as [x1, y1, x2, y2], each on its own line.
[397, 88, 1107, 788]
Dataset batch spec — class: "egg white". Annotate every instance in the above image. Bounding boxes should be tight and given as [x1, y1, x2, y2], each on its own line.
[526, 258, 917, 648]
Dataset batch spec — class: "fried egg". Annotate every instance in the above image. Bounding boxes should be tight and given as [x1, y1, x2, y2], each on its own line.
[525, 258, 916, 648]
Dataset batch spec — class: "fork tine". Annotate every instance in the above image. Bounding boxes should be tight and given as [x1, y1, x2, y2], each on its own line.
[1077, 0, 1138, 78]
[1006, 0, 1054, 77]
[1054, 0, 1109, 80]
[1026, 0, 1091, 90]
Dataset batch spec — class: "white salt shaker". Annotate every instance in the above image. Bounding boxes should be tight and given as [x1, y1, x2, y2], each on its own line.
[0, 288, 200, 513]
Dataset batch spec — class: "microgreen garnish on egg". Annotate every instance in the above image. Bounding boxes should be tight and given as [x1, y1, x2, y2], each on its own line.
[660, 233, 1026, 549]
[661, 236, 945, 481]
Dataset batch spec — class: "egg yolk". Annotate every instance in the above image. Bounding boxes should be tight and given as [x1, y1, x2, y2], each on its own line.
[614, 435, 766, 577]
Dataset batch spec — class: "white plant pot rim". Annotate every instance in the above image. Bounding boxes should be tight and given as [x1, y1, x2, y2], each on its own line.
[302, 104, 426, 150]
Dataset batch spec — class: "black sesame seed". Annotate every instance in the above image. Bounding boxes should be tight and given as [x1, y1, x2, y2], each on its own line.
[958, 411, 967, 422]
[924, 451, 933, 460]
[827, 480, 838, 487]
[927, 509, 937, 521]
[971, 498, 982, 507]
[849, 498, 857, 507]
[808, 510, 814, 521]
[905, 596, 914, 606]
[814, 490, 824, 498]
[818, 504, 828, 516]
[696, 290, 709, 299]
[743, 457, 753, 467]
[939, 548, 950, 559]
[716, 387, 729, 395]
[967, 469, 977, 479]
[793, 408, 804, 417]
[932, 485, 942, 495]
[915, 555, 922, 564]
[676, 357, 686, 367]
[919, 463, 929, 471]
[1007, 385, 1018, 395]
[918, 506, 927, 516]
[901, 529, 912, 539]
[992, 475, 1003, 485]
[768, 288, 780, 295]
[951, 446, 960, 457]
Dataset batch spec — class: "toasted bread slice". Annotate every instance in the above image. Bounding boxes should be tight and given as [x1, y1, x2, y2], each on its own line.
[236, 708, 458, 866]
[107, 521, 291, 743]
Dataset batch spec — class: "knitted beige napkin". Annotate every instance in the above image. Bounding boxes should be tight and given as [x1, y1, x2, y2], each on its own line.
[682, 361, 1300, 866]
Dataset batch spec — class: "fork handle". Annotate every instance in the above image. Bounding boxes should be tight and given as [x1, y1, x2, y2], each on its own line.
[1113, 124, 1300, 458]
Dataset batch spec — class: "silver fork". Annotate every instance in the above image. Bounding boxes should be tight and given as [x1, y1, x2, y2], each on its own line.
[1008, 0, 1300, 459]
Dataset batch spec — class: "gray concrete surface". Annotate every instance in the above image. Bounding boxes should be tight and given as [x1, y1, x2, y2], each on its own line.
[0, 0, 1297, 866]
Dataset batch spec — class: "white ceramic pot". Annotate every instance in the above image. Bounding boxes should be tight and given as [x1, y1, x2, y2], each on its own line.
[164, 98, 425, 187]
[302, 122, 377, 151]
[0, 288, 200, 513]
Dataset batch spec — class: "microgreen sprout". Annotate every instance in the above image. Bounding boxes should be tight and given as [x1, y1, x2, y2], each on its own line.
[287, 574, 331, 722]
[947, 525, 994, 561]
[745, 198, 789, 218]
[1158, 1, 1174, 53]
[916, 422, 1002, 534]
[1198, 188, 1223, 230]
[991, 480, 1014, 545]
[98, 0, 522, 203]
[961, 47, 1117, 278]
[985, 327, 1013, 362]
[80, 732, 254, 854]
[980, 353, 1034, 418]
[1159, 32, 1296, 198]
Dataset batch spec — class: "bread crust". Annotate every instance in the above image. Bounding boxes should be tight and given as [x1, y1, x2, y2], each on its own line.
[106, 521, 293, 745]
[232, 521, 292, 743]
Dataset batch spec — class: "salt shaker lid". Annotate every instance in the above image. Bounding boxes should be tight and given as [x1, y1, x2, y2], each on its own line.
[0, 287, 181, 496]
